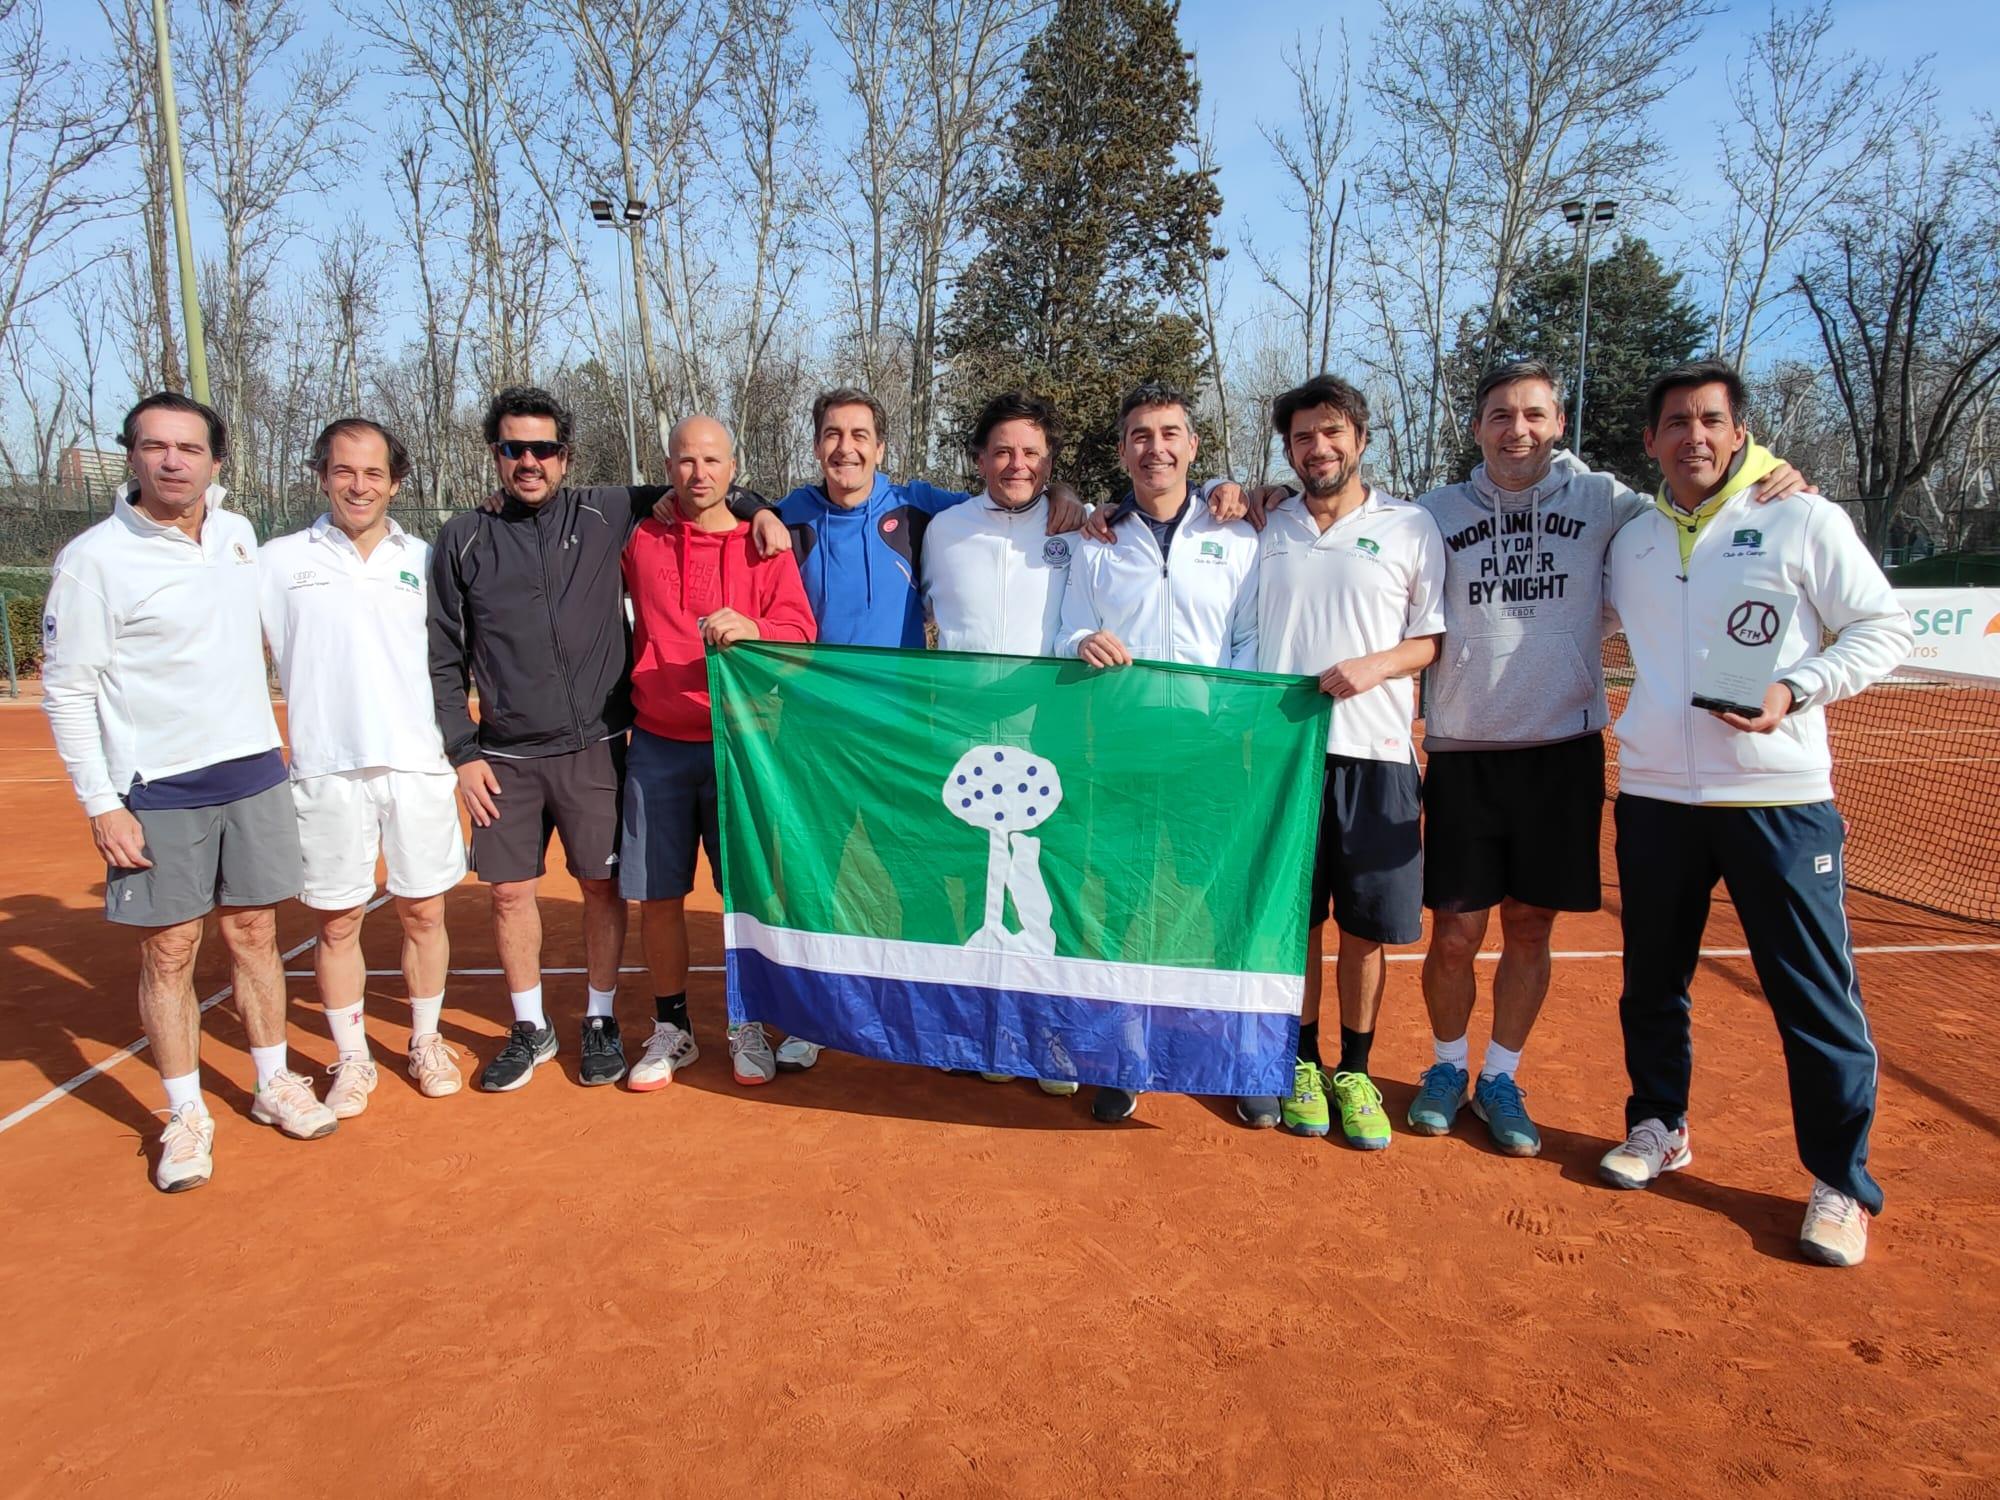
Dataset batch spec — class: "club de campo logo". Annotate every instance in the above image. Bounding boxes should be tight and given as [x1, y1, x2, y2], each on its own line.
[1355, 537, 1381, 556]
[1199, 540, 1225, 560]
[1732, 528, 1763, 548]
[1727, 599, 1780, 647]
[399, 570, 421, 589]
[944, 745, 1064, 957]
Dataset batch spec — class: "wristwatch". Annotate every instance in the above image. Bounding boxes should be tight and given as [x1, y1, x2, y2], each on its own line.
[1777, 677, 1806, 714]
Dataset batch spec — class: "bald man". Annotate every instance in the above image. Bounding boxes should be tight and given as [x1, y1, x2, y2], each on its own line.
[620, 416, 819, 1091]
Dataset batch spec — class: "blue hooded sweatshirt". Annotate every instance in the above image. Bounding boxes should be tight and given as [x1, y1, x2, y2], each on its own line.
[775, 474, 969, 647]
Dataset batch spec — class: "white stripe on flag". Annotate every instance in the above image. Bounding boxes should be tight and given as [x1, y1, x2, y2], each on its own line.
[724, 913, 1302, 1016]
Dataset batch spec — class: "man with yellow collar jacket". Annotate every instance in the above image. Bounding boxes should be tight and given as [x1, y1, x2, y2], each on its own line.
[1598, 360, 1911, 1269]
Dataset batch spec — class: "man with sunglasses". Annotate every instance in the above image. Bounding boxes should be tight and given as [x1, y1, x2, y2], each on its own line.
[429, 386, 782, 1093]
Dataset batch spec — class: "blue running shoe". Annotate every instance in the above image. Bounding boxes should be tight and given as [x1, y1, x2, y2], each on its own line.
[1406, 1062, 1468, 1135]
[1471, 1072, 1542, 1157]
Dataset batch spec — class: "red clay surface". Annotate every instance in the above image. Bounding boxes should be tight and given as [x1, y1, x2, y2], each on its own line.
[2, 700, 1998, 1497]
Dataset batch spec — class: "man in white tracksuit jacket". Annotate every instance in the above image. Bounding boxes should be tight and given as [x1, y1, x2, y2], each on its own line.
[1057, 381, 1261, 1124]
[1599, 359, 1911, 1270]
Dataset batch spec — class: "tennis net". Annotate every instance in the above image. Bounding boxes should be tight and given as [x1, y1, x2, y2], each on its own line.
[1601, 638, 2000, 926]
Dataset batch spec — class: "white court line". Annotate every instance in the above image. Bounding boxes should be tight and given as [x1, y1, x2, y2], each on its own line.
[11, 930, 1997, 1139]
[0, 894, 392, 1137]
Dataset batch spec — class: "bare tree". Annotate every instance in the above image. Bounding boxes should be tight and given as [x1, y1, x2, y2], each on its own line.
[318, 216, 387, 412]
[97, 0, 182, 391]
[1192, 111, 1236, 474]
[1709, 1, 1933, 368]
[185, 0, 355, 494]
[0, 3, 130, 369]
[1243, 27, 1353, 377]
[1796, 121, 2000, 553]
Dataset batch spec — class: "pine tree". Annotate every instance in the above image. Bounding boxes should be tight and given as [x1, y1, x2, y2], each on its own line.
[1454, 235, 1708, 489]
[940, 0, 1220, 502]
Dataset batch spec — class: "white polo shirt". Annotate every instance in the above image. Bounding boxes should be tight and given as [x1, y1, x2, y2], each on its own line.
[259, 515, 451, 779]
[42, 486, 281, 817]
[921, 490, 1075, 654]
[1257, 488, 1446, 762]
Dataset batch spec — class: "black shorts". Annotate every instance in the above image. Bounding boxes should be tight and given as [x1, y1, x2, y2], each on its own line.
[1309, 755, 1424, 946]
[1421, 734, 1604, 913]
[619, 729, 718, 901]
[470, 737, 626, 884]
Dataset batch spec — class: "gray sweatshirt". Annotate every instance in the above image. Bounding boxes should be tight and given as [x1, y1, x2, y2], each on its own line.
[1416, 449, 1647, 751]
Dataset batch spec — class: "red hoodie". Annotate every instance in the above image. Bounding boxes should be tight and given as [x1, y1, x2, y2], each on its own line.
[623, 512, 817, 741]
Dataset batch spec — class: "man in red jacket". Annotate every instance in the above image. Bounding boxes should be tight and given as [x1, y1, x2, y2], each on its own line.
[622, 414, 817, 1092]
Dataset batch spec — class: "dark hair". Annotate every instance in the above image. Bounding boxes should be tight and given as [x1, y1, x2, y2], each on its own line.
[811, 387, 888, 442]
[308, 417, 412, 482]
[1118, 380, 1195, 435]
[118, 391, 228, 459]
[1273, 374, 1368, 442]
[1645, 359, 1748, 430]
[1472, 359, 1565, 423]
[482, 385, 574, 446]
[968, 390, 1065, 456]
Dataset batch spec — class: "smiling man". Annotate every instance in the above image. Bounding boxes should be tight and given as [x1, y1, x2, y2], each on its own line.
[1599, 359, 1909, 1268]
[44, 392, 335, 1192]
[261, 419, 468, 1116]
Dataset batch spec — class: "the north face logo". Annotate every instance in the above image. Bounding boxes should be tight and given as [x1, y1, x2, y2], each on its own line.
[1732, 528, 1762, 548]
[1355, 537, 1381, 556]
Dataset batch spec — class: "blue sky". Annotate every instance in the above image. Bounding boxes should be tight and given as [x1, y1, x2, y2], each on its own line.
[27, 0, 1999, 439]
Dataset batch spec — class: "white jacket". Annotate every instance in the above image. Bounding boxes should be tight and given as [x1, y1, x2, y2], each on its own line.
[42, 487, 281, 817]
[1056, 498, 1260, 669]
[1604, 490, 1910, 804]
[260, 516, 452, 778]
[921, 491, 1075, 654]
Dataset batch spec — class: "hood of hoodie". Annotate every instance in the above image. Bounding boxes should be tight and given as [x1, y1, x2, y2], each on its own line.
[1416, 450, 1648, 752]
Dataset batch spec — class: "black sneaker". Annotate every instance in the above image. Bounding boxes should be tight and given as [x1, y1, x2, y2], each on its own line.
[579, 1016, 626, 1086]
[1091, 1086, 1140, 1123]
[1235, 1095, 1282, 1129]
[479, 1021, 557, 1092]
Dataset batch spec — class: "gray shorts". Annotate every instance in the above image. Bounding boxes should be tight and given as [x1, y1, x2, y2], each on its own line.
[105, 780, 304, 927]
[470, 737, 626, 884]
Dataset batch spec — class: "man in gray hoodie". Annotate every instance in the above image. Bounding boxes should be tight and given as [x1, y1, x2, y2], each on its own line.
[1409, 359, 1803, 1156]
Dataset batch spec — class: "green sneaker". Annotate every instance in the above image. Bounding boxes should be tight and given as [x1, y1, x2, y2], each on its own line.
[1281, 1060, 1331, 1137]
[1330, 1071, 1392, 1151]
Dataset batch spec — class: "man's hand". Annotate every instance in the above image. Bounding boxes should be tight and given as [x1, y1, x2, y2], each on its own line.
[749, 507, 793, 557]
[456, 759, 503, 827]
[91, 808, 151, 870]
[1045, 483, 1087, 534]
[1320, 654, 1391, 699]
[1749, 461, 1809, 504]
[651, 489, 679, 525]
[476, 488, 507, 514]
[702, 607, 762, 649]
[1715, 681, 1794, 733]
[1082, 506, 1116, 544]
[1077, 630, 1133, 669]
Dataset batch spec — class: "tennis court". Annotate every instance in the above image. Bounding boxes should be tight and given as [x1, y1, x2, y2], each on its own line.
[2, 688, 1998, 1496]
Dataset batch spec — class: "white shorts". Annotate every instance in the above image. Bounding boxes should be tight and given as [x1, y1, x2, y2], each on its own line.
[292, 768, 468, 910]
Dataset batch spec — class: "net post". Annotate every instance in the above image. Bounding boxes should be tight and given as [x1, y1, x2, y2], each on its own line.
[0, 590, 16, 699]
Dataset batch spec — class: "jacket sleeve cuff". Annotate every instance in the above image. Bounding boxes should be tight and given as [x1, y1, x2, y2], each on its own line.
[726, 486, 773, 520]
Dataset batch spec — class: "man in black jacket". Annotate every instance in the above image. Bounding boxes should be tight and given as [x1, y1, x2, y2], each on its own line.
[430, 385, 782, 1092]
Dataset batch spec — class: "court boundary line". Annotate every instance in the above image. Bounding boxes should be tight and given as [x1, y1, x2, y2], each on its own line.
[7, 928, 1996, 1139]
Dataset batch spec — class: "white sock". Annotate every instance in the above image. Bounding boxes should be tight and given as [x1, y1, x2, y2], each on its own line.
[1481, 1041, 1523, 1081]
[249, 1042, 288, 1089]
[509, 985, 546, 1029]
[161, 1070, 206, 1116]
[585, 985, 617, 1019]
[1433, 1034, 1470, 1071]
[325, 1001, 368, 1059]
[410, 994, 444, 1040]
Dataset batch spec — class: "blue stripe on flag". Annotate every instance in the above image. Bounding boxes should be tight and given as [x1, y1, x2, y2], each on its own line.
[729, 948, 1297, 1097]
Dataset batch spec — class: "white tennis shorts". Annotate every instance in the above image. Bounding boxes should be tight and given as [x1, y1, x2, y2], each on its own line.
[292, 767, 468, 910]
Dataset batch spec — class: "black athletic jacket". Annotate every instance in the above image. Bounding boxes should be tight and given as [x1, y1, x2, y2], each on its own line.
[428, 484, 764, 764]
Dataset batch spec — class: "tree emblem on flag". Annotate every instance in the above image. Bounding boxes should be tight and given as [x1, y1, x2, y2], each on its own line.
[942, 745, 1064, 955]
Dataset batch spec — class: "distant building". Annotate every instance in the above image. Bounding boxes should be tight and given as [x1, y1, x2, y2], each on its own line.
[57, 446, 125, 494]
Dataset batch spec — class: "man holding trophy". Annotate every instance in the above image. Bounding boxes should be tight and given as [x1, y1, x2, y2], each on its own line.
[1597, 359, 1911, 1269]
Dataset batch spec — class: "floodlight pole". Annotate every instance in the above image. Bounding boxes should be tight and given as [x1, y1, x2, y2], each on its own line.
[591, 198, 646, 485]
[152, 0, 210, 404]
[1561, 196, 1617, 458]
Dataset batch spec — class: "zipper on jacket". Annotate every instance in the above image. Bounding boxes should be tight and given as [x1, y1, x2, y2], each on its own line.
[1677, 528, 1699, 801]
[538, 496, 587, 750]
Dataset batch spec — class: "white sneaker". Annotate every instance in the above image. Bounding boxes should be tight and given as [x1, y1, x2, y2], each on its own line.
[154, 1103, 215, 1193]
[774, 1036, 822, 1072]
[407, 1033, 463, 1098]
[1598, 1118, 1691, 1189]
[728, 1022, 776, 1086]
[250, 1069, 339, 1140]
[629, 1020, 699, 1092]
[1799, 1180, 1870, 1267]
[324, 1056, 378, 1119]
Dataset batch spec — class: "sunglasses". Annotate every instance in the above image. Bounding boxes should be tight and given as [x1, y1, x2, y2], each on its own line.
[493, 439, 567, 461]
